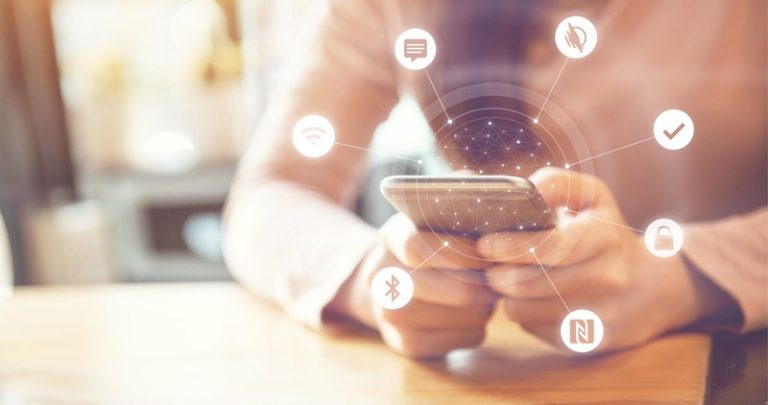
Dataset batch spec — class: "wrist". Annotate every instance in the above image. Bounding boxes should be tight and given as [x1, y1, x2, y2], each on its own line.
[653, 251, 737, 331]
[678, 254, 742, 328]
[325, 248, 379, 330]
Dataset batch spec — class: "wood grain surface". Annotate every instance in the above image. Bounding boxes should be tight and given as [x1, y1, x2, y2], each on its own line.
[0, 283, 710, 404]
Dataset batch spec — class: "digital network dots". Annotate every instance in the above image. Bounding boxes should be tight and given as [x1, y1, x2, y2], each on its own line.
[365, 16, 693, 358]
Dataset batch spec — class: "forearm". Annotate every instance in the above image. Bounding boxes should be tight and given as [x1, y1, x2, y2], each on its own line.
[223, 176, 377, 330]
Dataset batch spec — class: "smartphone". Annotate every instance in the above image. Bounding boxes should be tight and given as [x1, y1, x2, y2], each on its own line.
[380, 175, 554, 238]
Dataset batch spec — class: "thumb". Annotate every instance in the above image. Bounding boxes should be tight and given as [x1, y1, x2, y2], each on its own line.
[529, 167, 615, 212]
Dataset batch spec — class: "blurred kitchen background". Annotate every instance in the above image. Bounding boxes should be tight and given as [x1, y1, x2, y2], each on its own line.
[0, 0, 430, 286]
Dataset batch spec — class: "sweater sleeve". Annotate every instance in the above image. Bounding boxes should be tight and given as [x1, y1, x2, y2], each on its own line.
[223, 0, 399, 331]
[682, 207, 768, 332]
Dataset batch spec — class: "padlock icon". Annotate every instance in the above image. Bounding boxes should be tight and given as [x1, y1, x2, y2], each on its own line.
[654, 226, 674, 251]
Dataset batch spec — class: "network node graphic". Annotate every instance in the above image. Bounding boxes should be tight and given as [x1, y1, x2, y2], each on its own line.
[560, 309, 604, 353]
[653, 109, 694, 150]
[394, 28, 437, 70]
[292, 115, 335, 158]
[555, 16, 597, 59]
[371, 267, 414, 310]
[644, 218, 684, 258]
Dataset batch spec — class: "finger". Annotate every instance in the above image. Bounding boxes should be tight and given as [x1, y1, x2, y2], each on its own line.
[502, 297, 569, 326]
[410, 266, 497, 307]
[477, 210, 623, 266]
[378, 297, 495, 330]
[529, 167, 615, 211]
[485, 258, 629, 299]
[378, 323, 486, 359]
[382, 213, 487, 270]
[519, 323, 563, 351]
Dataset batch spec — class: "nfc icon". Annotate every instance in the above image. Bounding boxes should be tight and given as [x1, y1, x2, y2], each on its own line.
[292, 115, 335, 158]
[569, 319, 594, 344]
[561, 309, 604, 353]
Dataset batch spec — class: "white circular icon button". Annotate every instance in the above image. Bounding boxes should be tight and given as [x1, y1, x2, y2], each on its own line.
[561, 309, 604, 353]
[654, 109, 695, 150]
[292, 115, 335, 158]
[394, 28, 437, 70]
[371, 267, 414, 310]
[555, 16, 597, 59]
[644, 218, 684, 258]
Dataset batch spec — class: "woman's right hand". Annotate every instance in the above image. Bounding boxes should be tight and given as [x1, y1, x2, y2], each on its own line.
[328, 213, 498, 358]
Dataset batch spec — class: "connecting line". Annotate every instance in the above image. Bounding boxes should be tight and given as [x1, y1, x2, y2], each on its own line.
[530, 250, 571, 313]
[408, 244, 447, 275]
[334, 141, 422, 164]
[534, 56, 569, 122]
[424, 70, 451, 123]
[566, 136, 655, 168]
[564, 208, 644, 234]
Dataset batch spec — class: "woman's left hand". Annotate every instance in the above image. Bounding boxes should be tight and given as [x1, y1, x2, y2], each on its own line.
[475, 167, 733, 353]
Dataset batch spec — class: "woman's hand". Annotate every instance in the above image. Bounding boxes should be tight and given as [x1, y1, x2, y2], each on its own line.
[476, 167, 733, 353]
[329, 213, 498, 358]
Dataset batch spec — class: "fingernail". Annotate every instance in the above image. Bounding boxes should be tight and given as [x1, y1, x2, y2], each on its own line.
[491, 236, 506, 257]
[479, 237, 495, 257]
[483, 237, 504, 257]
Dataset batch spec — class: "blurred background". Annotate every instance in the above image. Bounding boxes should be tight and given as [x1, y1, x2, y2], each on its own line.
[0, 0, 430, 286]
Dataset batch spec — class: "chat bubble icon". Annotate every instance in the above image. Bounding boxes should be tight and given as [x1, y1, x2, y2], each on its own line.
[403, 38, 428, 62]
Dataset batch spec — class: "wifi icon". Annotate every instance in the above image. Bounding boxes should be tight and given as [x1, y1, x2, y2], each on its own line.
[301, 127, 326, 145]
[292, 115, 335, 158]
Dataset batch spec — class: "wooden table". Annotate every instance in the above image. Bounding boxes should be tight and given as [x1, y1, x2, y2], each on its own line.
[0, 283, 711, 404]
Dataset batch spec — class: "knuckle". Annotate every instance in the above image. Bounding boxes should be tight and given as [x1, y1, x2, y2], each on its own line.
[402, 233, 429, 265]
[500, 283, 526, 298]
[379, 308, 409, 326]
[524, 325, 561, 348]
[480, 301, 497, 319]
[450, 282, 476, 304]
[399, 346, 435, 359]
[504, 300, 523, 320]
[393, 336, 434, 359]
[464, 328, 486, 347]
[498, 278, 538, 298]
[601, 269, 630, 293]
[453, 282, 494, 306]
[467, 302, 496, 325]
[608, 227, 625, 247]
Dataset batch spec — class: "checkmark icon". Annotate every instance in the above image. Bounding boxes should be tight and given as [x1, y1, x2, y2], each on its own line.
[662, 123, 685, 140]
[654, 109, 694, 150]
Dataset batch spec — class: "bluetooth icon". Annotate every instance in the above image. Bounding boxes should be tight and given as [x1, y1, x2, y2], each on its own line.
[385, 274, 400, 302]
[371, 267, 414, 310]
